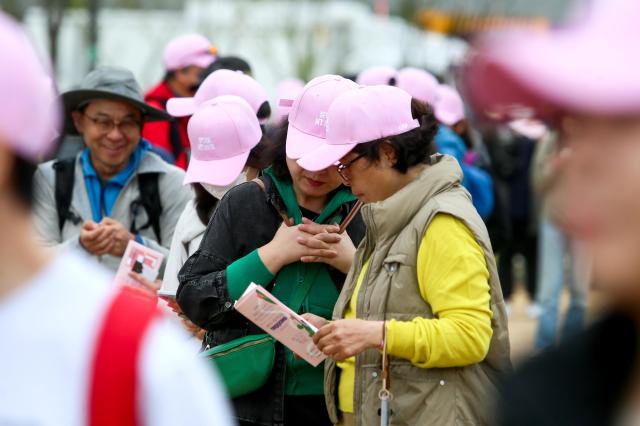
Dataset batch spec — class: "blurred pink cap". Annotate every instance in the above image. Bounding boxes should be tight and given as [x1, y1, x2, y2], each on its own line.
[185, 95, 262, 186]
[433, 85, 465, 126]
[395, 67, 439, 105]
[0, 12, 60, 161]
[276, 78, 305, 121]
[286, 75, 359, 160]
[163, 34, 217, 71]
[462, 0, 640, 119]
[356, 66, 397, 86]
[297, 85, 419, 172]
[167, 69, 269, 123]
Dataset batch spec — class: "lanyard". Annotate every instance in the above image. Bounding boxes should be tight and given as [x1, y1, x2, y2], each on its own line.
[379, 321, 393, 426]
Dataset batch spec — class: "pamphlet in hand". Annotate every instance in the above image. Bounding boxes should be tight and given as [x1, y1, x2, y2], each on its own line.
[234, 283, 326, 367]
[114, 240, 164, 288]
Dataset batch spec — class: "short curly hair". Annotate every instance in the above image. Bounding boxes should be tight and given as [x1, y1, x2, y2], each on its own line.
[350, 98, 438, 173]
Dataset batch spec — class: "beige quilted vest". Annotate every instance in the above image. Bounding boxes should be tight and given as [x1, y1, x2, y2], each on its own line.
[324, 155, 512, 426]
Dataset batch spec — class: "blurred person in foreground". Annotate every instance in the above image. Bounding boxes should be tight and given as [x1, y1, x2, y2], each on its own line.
[0, 12, 233, 426]
[463, 0, 640, 424]
[177, 75, 365, 425]
[144, 34, 217, 168]
[298, 85, 511, 426]
[531, 130, 588, 350]
[32, 67, 191, 273]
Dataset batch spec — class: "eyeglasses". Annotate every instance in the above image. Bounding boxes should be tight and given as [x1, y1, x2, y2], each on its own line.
[83, 113, 142, 135]
[336, 153, 365, 182]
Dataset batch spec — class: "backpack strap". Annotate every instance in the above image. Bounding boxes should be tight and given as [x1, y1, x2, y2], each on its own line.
[88, 286, 159, 426]
[167, 119, 183, 162]
[148, 95, 184, 162]
[131, 173, 163, 244]
[53, 157, 82, 232]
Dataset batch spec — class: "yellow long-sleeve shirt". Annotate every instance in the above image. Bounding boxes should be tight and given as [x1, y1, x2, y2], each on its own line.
[337, 213, 493, 414]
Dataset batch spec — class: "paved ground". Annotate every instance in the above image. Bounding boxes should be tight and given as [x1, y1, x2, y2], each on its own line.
[507, 284, 609, 365]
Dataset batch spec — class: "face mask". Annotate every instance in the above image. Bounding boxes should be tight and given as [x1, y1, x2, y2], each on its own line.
[201, 171, 248, 200]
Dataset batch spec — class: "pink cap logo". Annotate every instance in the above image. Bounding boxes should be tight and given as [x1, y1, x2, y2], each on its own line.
[197, 136, 216, 152]
[314, 111, 328, 128]
[285, 74, 358, 160]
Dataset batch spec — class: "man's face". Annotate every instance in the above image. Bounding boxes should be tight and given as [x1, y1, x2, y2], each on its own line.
[72, 99, 142, 178]
[558, 115, 640, 302]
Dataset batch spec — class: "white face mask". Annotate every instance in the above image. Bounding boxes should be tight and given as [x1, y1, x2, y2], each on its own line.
[201, 171, 248, 200]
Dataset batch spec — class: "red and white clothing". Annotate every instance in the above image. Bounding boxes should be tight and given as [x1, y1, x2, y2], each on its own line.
[143, 81, 190, 169]
[0, 250, 233, 426]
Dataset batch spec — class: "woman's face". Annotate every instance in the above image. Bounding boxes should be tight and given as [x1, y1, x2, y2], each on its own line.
[558, 115, 640, 303]
[286, 157, 342, 201]
[336, 144, 406, 203]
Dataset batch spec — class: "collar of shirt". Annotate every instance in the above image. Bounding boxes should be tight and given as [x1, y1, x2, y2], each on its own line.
[81, 140, 150, 223]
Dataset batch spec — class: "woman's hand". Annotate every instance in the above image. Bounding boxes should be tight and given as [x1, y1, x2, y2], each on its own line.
[293, 313, 331, 360]
[180, 316, 205, 340]
[161, 296, 181, 314]
[313, 319, 384, 361]
[300, 312, 330, 329]
[258, 223, 336, 274]
[298, 230, 356, 274]
[298, 217, 340, 235]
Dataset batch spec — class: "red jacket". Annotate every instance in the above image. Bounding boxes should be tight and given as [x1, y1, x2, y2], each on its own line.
[143, 81, 190, 169]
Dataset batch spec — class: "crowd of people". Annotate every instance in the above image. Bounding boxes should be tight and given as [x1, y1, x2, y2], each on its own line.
[1, 0, 640, 424]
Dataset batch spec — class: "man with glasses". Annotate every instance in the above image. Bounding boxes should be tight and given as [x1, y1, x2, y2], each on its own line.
[33, 66, 191, 272]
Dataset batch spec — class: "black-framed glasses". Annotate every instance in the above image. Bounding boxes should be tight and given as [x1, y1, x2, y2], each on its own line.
[336, 153, 365, 182]
[83, 113, 142, 135]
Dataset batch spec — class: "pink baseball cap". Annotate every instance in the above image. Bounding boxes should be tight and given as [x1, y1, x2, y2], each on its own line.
[0, 12, 60, 161]
[433, 85, 465, 126]
[286, 75, 359, 160]
[297, 85, 419, 172]
[163, 34, 217, 71]
[184, 95, 262, 186]
[462, 0, 640, 119]
[167, 69, 269, 123]
[395, 67, 439, 106]
[356, 66, 397, 86]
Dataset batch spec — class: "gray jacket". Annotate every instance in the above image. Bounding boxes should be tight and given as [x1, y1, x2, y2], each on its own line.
[33, 150, 192, 272]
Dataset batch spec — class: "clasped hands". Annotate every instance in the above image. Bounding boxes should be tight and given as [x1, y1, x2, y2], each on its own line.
[259, 217, 356, 274]
[79, 218, 135, 257]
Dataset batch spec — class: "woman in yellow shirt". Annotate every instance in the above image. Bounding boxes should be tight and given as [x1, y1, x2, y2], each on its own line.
[297, 85, 511, 425]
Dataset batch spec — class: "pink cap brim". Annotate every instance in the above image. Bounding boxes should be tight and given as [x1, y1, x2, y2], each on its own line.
[167, 97, 197, 117]
[435, 110, 461, 127]
[184, 150, 250, 186]
[189, 54, 216, 69]
[296, 142, 358, 172]
[285, 123, 325, 160]
[464, 27, 640, 119]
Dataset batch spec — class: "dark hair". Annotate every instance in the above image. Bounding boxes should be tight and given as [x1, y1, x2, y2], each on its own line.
[163, 70, 176, 81]
[351, 98, 438, 173]
[265, 122, 291, 181]
[13, 155, 37, 209]
[192, 183, 218, 226]
[256, 101, 272, 122]
[246, 135, 273, 170]
[200, 56, 253, 82]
